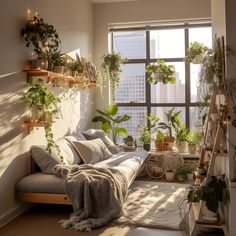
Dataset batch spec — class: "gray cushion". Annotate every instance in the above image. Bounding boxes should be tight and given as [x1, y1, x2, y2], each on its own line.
[72, 138, 113, 164]
[82, 129, 119, 154]
[30, 146, 62, 174]
[17, 172, 64, 194]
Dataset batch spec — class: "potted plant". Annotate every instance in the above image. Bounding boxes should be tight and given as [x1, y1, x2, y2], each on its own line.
[185, 163, 197, 181]
[23, 83, 63, 162]
[187, 175, 228, 215]
[185, 41, 208, 64]
[175, 124, 189, 153]
[139, 126, 151, 151]
[21, 13, 61, 69]
[146, 59, 176, 84]
[49, 51, 66, 74]
[157, 108, 181, 150]
[92, 103, 131, 144]
[164, 164, 176, 181]
[155, 130, 164, 151]
[176, 163, 188, 181]
[68, 61, 83, 77]
[187, 130, 203, 154]
[101, 51, 127, 102]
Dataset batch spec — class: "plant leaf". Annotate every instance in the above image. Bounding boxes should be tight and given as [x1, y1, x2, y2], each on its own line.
[96, 109, 112, 120]
[113, 114, 131, 123]
[92, 116, 109, 123]
[106, 103, 118, 115]
[102, 122, 111, 133]
[113, 127, 127, 136]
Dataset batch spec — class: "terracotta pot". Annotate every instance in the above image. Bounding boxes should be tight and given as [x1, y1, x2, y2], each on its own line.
[164, 136, 175, 151]
[165, 171, 175, 181]
[155, 139, 163, 151]
[53, 66, 65, 74]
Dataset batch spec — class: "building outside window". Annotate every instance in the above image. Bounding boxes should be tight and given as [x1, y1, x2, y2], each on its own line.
[110, 22, 212, 143]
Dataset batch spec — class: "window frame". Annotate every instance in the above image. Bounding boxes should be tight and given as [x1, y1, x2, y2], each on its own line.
[111, 22, 211, 129]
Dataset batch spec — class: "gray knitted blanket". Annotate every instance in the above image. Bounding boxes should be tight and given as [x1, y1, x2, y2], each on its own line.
[52, 164, 128, 232]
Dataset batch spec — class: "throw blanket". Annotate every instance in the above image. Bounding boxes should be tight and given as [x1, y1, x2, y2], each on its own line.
[52, 164, 128, 232]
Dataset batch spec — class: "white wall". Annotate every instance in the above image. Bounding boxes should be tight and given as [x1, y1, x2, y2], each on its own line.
[93, 0, 211, 109]
[0, 0, 94, 226]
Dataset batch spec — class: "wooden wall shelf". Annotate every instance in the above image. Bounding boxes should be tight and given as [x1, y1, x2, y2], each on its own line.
[24, 119, 49, 134]
[23, 69, 97, 88]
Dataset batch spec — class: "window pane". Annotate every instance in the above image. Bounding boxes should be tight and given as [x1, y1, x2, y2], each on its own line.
[117, 107, 147, 144]
[189, 27, 212, 48]
[115, 64, 146, 103]
[189, 106, 208, 131]
[190, 64, 201, 102]
[151, 62, 185, 103]
[150, 29, 185, 59]
[113, 31, 146, 59]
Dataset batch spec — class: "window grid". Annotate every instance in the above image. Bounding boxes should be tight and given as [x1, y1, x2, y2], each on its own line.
[112, 23, 211, 130]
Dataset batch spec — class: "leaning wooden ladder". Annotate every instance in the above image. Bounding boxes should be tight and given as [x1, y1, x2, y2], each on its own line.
[189, 89, 229, 236]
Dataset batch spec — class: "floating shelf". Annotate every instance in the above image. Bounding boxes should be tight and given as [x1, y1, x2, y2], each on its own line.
[23, 69, 97, 88]
[24, 119, 49, 134]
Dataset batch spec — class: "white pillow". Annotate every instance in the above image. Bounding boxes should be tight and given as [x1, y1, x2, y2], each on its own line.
[72, 138, 113, 164]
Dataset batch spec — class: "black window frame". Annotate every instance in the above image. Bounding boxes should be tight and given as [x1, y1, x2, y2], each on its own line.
[110, 22, 212, 129]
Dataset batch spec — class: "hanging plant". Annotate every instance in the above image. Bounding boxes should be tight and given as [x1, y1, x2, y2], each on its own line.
[146, 60, 176, 84]
[185, 41, 208, 64]
[23, 83, 63, 162]
[101, 51, 127, 101]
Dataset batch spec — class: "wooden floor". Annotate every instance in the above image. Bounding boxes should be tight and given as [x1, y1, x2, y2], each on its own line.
[0, 204, 224, 236]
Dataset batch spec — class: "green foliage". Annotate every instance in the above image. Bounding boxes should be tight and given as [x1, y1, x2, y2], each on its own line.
[187, 175, 228, 213]
[157, 108, 181, 137]
[187, 130, 203, 146]
[176, 163, 189, 177]
[185, 41, 208, 63]
[175, 124, 189, 142]
[139, 126, 151, 144]
[23, 84, 62, 161]
[146, 60, 176, 84]
[49, 51, 66, 67]
[92, 103, 131, 144]
[156, 130, 164, 141]
[21, 15, 61, 59]
[101, 51, 127, 101]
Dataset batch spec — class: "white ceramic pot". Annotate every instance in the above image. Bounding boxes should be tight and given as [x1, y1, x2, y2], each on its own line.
[165, 171, 175, 181]
[187, 173, 194, 181]
[175, 141, 188, 153]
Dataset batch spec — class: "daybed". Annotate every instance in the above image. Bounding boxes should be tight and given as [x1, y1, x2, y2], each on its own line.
[16, 130, 148, 205]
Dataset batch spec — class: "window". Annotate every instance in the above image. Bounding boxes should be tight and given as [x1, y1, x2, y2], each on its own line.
[111, 22, 212, 142]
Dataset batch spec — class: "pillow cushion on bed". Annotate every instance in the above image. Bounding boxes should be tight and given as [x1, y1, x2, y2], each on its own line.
[82, 129, 119, 154]
[72, 138, 113, 164]
[30, 145, 64, 174]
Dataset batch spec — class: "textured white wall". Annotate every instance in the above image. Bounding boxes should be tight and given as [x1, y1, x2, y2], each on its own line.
[93, 0, 211, 109]
[0, 0, 94, 225]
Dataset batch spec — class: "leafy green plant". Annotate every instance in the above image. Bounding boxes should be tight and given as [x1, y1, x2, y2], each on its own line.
[139, 126, 151, 144]
[92, 103, 131, 144]
[23, 84, 63, 161]
[157, 108, 181, 138]
[146, 60, 176, 84]
[175, 124, 189, 142]
[49, 51, 66, 67]
[185, 41, 208, 63]
[101, 51, 127, 101]
[156, 130, 164, 141]
[187, 130, 203, 146]
[176, 163, 189, 178]
[187, 175, 228, 213]
[21, 14, 61, 60]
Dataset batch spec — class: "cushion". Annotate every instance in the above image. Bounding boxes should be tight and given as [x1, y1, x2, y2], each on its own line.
[30, 145, 62, 174]
[51, 138, 82, 165]
[82, 129, 119, 154]
[72, 138, 113, 164]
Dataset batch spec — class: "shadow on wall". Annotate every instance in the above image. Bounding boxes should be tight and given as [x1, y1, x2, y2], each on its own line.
[0, 152, 30, 215]
[0, 72, 28, 147]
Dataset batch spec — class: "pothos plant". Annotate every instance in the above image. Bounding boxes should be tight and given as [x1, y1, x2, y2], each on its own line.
[146, 59, 176, 84]
[21, 14, 61, 61]
[23, 83, 63, 162]
[101, 51, 127, 102]
[185, 41, 208, 63]
[92, 103, 131, 144]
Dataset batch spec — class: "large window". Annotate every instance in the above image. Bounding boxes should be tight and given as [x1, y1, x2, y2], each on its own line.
[111, 23, 212, 141]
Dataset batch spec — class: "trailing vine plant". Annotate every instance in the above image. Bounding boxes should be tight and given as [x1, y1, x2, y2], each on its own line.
[23, 83, 64, 163]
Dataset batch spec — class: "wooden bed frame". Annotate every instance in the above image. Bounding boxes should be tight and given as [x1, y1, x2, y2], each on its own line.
[17, 156, 72, 205]
[17, 153, 146, 205]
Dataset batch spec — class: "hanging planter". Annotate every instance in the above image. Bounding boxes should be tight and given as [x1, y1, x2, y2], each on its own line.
[146, 60, 176, 85]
